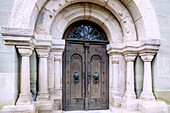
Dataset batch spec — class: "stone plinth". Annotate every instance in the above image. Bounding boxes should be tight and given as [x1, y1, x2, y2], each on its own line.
[0, 105, 37, 113]
[139, 101, 168, 113]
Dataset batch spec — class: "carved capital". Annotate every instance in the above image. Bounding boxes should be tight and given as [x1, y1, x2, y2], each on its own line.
[54, 55, 62, 61]
[17, 46, 33, 57]
[124, 53, 137, 62]
[35, 34, 52, 50]
[36, 49, 50, 58]
[111, 54, 120, 64]
[52, 39, 65, 51]
[52, 39, 65, 61]
[140, 53, 155, 62]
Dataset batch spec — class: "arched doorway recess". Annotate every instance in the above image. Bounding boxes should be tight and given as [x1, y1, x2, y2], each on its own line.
[0, 0, 168, 113]
[62, 20, 109, 111]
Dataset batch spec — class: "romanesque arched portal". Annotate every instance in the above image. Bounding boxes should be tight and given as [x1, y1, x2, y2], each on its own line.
[0, 0, 168, 113]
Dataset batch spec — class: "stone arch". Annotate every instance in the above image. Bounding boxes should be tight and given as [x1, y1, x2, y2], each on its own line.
[10, 0, 160, 41]
[120, 0, 160, 40]
[47, 3, 123, 43]
[35, 0, 136, 42]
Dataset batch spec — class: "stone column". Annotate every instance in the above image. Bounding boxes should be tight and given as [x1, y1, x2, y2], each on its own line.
[54, 57, 61, 89]
[53, 53, 62, 98]
[110, 54, 122, 107]
[48, 52, 55, 94]
[16, 47, 33, 105]
[52, 41, 65, 111]
[111, 55, 120, 96]
[140, 53, 155, 101]
[123, 53, 137, 99]
[36, 49, 50, 101]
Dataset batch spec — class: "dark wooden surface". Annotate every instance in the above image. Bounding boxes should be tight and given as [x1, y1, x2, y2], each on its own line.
[62, 41, 109, 111]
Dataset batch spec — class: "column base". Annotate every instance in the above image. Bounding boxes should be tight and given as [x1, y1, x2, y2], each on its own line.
[140, 92, 155, 101]
[110, 96, 122, 107]
[0, 104, 36, 113]
[139, 101, 168, 113]
[52, 89, 62, 111]
[110, 88, 120, 96]
[36, 101, 53, 113]
[54, 89, 62, 99]
[37, 91, 50, 101]
[123, 91, 136, 100]
[109, 105, 121, 113]
[121, 99, 140, 112]
[16, 93, 33, 105]
[53, 99, 62, 111]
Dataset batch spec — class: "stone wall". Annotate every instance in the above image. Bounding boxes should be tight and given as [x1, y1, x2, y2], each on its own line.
[0, 0, 18, 109]
[150, 0, 170, 112]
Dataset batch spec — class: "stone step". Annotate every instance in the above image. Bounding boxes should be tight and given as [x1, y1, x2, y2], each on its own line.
[53, 110, 111, 113]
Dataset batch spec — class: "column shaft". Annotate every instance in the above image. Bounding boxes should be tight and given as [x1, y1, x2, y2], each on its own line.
[21, 56, 30, 94]
[126, 61, 135, 92]
[109, 57, 113, 89]
[54, 60, 60, 89]
[39, 57, 48, 93]
[143, 62, 152, 92]
[53, 53, 63, 99]
[112, 62, 119, 95]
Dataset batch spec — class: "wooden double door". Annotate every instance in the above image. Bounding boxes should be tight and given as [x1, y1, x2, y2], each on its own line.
[62, 41, 109, 111]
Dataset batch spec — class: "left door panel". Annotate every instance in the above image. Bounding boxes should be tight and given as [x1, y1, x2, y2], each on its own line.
[64, 43, 85, 111]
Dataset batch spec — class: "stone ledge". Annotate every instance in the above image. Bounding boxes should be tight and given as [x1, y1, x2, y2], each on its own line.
[107, 39, 160, 55]
[138, 101, 168, 113]
[0, 27, 34, 37]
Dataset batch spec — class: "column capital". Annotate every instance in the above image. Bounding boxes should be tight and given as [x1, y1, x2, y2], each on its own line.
[124, 53, 137, 62]
[52, 50, 63, 61]
[36, 48, 50, 58]
[140, 53, 155, 62]
[17, 46, 33, 57]
[111, 54, 120, 64]
[54, 56, 62, 61]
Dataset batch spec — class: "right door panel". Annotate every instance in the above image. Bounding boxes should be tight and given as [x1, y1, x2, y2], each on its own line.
[87, 44, 109, 110]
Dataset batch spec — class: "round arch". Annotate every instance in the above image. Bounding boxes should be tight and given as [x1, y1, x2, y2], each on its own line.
[48, 3, 123, 43]
[10, 0, 160, 41]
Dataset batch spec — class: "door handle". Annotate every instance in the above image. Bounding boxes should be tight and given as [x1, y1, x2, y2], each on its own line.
[73, 72, 79, 84]
[88, 72, 91, 84]
[93, 72, 99, 83]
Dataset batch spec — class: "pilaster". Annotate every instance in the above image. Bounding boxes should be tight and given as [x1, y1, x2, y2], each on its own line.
[51, 39, 65, 99]
[110, 54, 122, 107]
